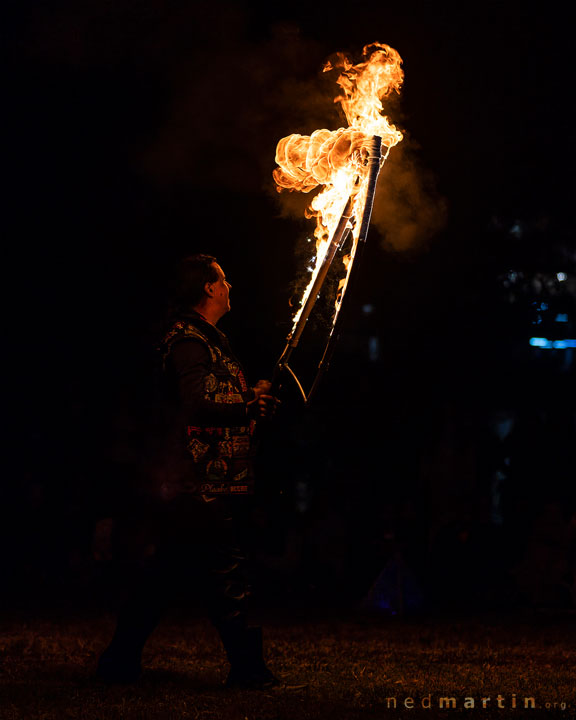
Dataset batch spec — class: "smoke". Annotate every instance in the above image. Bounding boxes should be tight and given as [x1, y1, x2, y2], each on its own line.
[139, 21, 334, 195]
[370, 137, 448, 252]
[272, 135, 448, 254]
[269, 47, 448, 254]
[15, 2, 333, 195]
[15, 2, 447, 251]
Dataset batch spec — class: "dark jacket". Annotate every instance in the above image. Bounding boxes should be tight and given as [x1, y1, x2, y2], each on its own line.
[159, 311, 257, 497]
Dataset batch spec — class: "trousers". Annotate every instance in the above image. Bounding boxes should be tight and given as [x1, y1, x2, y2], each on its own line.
[108, 494, 252, 657]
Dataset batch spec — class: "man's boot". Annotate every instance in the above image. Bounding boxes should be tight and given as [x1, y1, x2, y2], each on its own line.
[96, 641, 143, 684]
[219, 625, 280, 690]
[95, 605, 160, 684]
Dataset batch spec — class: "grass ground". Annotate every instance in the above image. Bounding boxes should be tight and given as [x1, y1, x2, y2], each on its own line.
[1, 606, 575, 720]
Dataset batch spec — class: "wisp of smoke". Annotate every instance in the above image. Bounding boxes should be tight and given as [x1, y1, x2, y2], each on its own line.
[371, 138, 448, 252]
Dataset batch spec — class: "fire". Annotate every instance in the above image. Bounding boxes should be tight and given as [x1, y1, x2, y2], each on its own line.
[273, 42, 404, 329]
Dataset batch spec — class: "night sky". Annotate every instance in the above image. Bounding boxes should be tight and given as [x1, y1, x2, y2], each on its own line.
[3, 0, 576, 607]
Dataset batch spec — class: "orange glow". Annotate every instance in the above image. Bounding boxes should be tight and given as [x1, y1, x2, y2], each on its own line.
[273, 42, 404, 329]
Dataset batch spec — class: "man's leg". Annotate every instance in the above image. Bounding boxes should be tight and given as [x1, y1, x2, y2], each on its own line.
[202, 505, 279, 689]
[96, 508, 173, 683]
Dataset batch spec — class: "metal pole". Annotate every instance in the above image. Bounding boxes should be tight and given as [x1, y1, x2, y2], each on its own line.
[288, 195, 355, 349]
[273, 135, 384, 402]
[272, 195, 354, 389]
[306, 135, 383, 404]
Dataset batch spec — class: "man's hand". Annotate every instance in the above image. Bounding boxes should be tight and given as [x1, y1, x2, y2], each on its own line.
[248, 379, 280, 419]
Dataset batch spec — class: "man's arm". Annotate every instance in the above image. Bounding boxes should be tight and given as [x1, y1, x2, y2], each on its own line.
[169, 339, 253, 426]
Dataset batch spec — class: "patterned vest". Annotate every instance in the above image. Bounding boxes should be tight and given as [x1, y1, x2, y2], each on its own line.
[161, 318, 256, 496]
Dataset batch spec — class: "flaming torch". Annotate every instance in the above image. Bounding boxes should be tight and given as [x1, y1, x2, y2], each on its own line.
[272, 42, 404, 403]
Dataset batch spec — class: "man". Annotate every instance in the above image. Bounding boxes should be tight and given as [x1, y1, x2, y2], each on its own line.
[97, 254, 279, 688]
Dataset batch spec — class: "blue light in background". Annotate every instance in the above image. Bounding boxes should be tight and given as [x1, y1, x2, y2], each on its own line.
[530, 337, 576, 349]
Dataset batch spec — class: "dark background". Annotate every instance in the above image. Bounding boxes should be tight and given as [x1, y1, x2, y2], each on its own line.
[3, 0, 575, 615]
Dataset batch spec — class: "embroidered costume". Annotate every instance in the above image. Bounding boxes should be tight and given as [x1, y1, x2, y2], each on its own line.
[159, 312, 257, 496]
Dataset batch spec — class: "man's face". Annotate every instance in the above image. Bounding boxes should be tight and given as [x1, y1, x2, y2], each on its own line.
[210, 262, 232, 315]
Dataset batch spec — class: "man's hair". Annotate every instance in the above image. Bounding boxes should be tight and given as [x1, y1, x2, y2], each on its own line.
[172, 253, 218, 311]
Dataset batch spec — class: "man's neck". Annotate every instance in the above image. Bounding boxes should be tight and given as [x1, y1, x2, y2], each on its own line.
[192, 306, 220, 327]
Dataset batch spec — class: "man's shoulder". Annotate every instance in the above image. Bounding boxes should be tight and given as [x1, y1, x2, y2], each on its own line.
[159, 312, 235, 364]
[159, 318, 211, 360]
[172, 320, 210, 342]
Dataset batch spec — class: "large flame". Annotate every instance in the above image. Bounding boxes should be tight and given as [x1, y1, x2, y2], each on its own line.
[274, 42, 404, 329]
